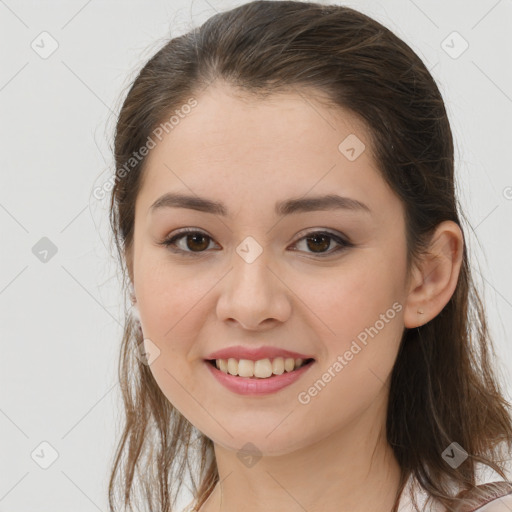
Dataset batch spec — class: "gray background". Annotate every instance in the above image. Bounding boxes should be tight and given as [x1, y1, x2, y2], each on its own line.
[1, 0, 511, 510]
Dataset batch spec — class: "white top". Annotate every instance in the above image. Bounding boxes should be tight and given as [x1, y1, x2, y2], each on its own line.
[398, 472, 512, 512]
[181, 472, 512, 512]
[478, 496, 512, 511]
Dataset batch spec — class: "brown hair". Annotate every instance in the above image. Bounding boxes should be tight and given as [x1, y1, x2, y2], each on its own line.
[107, 1, 512, 511]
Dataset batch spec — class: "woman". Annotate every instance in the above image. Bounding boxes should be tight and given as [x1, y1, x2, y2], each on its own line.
[106, 1, 512, 511]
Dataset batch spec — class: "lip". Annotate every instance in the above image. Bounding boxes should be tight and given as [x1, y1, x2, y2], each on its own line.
[205, 359, 315, 395]
[205, 345, 314, 361]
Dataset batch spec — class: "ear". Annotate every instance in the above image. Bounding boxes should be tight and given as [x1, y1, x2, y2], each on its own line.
[404, 220, 464, 328]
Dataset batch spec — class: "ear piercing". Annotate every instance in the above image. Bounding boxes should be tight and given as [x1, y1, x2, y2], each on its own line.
[417, 308, 424, 314]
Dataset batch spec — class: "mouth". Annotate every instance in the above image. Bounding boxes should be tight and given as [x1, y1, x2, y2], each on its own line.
[205, 357, 315, 379]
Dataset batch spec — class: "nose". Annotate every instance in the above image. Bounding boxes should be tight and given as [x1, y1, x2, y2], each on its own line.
[215, 250, 292, 331]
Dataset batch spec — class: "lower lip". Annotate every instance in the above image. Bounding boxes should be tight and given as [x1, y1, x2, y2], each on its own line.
[205, 360, 315, 395]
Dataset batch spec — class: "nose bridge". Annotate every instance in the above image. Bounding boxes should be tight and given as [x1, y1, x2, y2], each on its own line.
[230, 239, 275, 305]
[233, 240, 272, 295]
[216, 237, 291, 329]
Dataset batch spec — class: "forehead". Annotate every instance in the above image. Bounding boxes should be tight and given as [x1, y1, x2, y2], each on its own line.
[151, 83, 369, 160]
[136, 83, 395, 219]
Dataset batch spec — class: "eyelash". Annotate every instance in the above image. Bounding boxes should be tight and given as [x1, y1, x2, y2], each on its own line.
[159, 228, 353, 258]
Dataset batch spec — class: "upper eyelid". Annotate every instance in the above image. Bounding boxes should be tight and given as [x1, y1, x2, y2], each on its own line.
[167, 227, 347, 242]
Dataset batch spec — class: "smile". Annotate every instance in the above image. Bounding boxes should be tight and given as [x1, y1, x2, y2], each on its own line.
[205, 358, 315, 395]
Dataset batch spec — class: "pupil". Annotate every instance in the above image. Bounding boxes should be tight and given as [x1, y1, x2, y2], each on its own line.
[307, 234, 330, 253]
[188, 234, 209, 251]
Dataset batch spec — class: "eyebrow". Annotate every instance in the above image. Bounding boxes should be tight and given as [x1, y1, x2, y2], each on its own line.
[148, 192, 371, 217]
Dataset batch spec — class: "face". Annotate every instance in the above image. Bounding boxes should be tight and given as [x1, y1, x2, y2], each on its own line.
[130, 82, 409, 455]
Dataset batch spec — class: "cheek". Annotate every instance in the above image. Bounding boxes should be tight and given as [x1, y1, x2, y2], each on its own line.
[134, 256, 218, 372]
[135, 250, 206, 331]
[290, 266, 404, 433]
[297, 258, 404, 340]
[292, 251, 406, 386]
[135, 265, 213, 421]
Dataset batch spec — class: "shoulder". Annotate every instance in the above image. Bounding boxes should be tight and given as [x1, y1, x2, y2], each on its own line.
[476, 494, 512, 511]
[454, 481, 512, 512]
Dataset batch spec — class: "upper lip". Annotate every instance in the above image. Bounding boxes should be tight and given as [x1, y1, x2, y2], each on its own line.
[205, 345, 315, 361]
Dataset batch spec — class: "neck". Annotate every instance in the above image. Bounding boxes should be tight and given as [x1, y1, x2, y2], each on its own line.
[199, 396, 403, 512]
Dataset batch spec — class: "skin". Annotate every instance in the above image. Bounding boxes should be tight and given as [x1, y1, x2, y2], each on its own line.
[128, 81, 464, 512]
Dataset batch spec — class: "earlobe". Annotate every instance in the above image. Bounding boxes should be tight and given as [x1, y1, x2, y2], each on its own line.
[128, 281, 141, 324]
[403, 221, 464, 329]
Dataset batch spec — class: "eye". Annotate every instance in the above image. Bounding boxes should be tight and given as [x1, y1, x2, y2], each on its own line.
[159, 228, 353, 257]
[159, 228, 219, 256]
[291, 230, 353, 257]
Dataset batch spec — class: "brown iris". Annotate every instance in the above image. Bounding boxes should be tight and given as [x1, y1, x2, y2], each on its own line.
[184, 233, 210, 252]
[305, 233, 331, 253]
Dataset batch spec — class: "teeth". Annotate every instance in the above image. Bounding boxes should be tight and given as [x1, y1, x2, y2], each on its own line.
[213, 357, 308, 378]
[272, 357, 285, 375]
